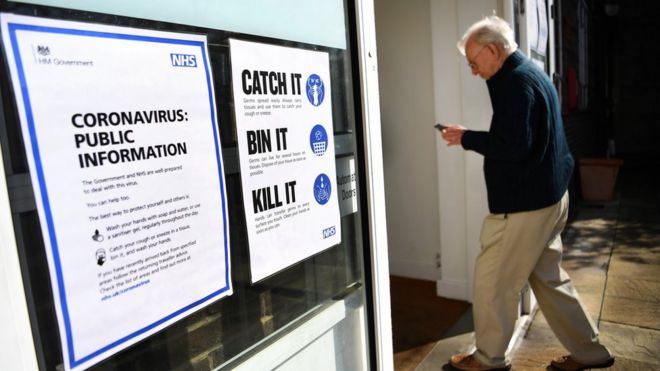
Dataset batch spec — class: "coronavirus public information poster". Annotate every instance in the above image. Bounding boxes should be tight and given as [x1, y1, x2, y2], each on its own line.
[229, 39, 341, 283]
[1, 14, 232, 370]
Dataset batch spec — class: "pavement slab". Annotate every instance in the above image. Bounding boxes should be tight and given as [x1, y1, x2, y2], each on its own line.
[601, 295, 660, 329]
[607, 257, 660, 282]
[618, 206, 660, 224]
[415, 333, 474, 371]
[605, 357, 660, 371]
[599, 321, 660, 367]
[613, 223, 660, 250]
[605, 277, 660, 303]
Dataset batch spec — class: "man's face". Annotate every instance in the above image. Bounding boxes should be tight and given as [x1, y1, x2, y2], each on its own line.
[465, 37, 499, 80]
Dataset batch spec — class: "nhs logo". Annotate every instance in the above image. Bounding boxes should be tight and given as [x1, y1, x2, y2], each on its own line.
[322, 226, 336, 239]
[170, 53, 197, 67]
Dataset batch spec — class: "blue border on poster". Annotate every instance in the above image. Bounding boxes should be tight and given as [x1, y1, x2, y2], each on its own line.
[7, 22, 231, 368]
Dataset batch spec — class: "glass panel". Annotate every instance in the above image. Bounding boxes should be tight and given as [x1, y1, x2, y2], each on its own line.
[9, 0, 347, 49]
[0, 1, 371, 370]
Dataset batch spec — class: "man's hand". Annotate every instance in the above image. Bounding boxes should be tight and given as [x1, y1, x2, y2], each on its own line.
[440, 125, 467, 146]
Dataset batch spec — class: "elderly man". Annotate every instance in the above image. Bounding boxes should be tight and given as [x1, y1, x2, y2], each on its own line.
[441, 16, 614, 371]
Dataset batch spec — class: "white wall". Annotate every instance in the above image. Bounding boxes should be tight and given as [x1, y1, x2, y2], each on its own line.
[374, 0, 503, 300]
[430, 0, 468, 300]
[431, 0, 502, 301]
[375, 0, 440, 281]
[375, 0, 509, 300]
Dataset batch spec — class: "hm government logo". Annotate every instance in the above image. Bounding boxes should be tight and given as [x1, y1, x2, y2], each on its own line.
[36, 45, 50, 56]
[171, 53, 197, 67]
[32, 44, 94, 67]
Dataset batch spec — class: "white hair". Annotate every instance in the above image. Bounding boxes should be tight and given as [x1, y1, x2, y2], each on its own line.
[457, 15, 518, 55]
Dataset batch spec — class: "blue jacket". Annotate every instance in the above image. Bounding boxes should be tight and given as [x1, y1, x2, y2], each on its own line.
[461, 50, 574, 214]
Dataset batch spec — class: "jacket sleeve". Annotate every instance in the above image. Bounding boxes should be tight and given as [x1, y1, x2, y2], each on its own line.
[461, 81, 537, 162]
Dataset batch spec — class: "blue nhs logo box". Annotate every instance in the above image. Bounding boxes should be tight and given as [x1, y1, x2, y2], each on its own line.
[170, 53, 197, 67]
[322, 226, 336, 239]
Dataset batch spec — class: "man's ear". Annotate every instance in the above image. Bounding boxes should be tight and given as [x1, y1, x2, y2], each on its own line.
[488, 43, 500, 59]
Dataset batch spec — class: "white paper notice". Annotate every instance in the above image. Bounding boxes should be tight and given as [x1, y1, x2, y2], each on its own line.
[528, 0, 539, 55]
[1, 14, 232, 370]
[229, 39, 341, 283]
[536, 0, 549, 56]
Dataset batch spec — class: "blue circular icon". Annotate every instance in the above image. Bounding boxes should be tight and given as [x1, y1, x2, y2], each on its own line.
[310, 125, 328, 156]
[313, 173, 332, 205]
[306, 74, 325, 106]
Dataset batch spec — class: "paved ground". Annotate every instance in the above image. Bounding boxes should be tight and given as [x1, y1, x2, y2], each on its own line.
[417, 159, 660, 370]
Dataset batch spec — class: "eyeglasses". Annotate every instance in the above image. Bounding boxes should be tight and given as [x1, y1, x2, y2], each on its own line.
[467, 44, 488, 70]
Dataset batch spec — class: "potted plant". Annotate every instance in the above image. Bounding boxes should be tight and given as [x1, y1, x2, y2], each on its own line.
[578, 156, 623, 201]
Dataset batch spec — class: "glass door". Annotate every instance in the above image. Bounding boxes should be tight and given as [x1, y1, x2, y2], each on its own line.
[0, 1, 385, 369]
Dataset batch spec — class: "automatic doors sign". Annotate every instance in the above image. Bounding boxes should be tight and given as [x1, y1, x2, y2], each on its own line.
[229, 39, 341, 282]
[336, 156, 358, 217]
[1, 14, 232, 370]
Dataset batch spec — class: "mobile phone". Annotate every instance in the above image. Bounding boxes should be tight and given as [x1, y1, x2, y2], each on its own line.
[434, 123, 448, 131]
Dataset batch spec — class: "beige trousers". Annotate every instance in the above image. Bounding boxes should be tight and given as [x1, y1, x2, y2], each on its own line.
[472, 192, 611, 368]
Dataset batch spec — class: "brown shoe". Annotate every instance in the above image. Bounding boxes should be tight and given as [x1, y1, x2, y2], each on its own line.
[449, 353, 511, 371]
[550, 355, 615, 370]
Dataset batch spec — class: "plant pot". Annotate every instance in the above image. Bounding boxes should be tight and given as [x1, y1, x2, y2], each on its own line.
[578, 158, 623, 201]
